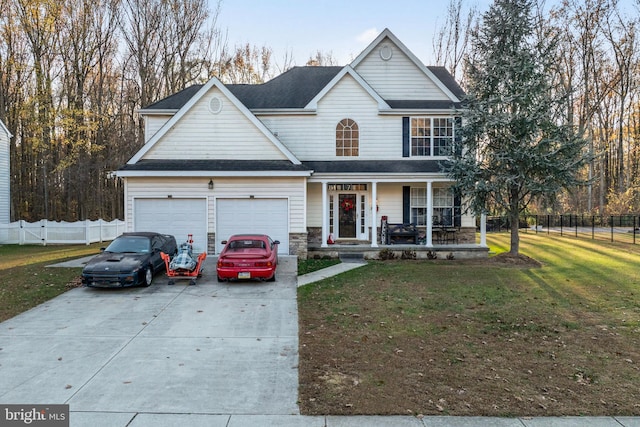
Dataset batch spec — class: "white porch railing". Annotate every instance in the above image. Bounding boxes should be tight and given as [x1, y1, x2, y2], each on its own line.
[0, 219, 125, 245]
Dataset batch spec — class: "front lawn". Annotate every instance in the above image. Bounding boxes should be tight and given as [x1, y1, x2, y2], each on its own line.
[298, 233, 640, 416]
[0, 243, 102, 322]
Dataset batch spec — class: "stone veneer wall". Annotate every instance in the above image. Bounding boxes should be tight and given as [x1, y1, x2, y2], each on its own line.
[456, 227, 476, 244]
[289, 232, 308, 259]
[207, 233, 216, 254]
[307, 227, 323, 246]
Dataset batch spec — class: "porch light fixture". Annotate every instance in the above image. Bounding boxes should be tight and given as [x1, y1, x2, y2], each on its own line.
[208, 179, 214, 190]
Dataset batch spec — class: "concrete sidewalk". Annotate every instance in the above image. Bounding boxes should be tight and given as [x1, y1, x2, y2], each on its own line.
[297, 261, 366, 287]
[2, 256, 639, 426]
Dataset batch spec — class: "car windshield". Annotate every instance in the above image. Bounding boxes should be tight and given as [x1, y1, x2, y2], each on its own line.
[228, 240, 265, 250]
[105, 236, 151, 253]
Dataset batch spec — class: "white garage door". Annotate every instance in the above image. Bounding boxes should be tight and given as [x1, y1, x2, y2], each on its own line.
[134, 198, 208, 254]
[216, 198, 288, 254]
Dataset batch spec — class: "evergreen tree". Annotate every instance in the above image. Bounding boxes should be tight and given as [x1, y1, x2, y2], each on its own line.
[449, 0, 589, 255]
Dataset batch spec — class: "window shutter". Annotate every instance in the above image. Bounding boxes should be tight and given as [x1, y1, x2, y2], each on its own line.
[454, 117, 462, 156]
[403, 186, 410, 224]
[454, 194, 462, 227]
[402, 117, 410, 157]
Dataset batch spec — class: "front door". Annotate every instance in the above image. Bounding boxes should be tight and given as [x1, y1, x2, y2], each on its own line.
[338, 194, 357, 238]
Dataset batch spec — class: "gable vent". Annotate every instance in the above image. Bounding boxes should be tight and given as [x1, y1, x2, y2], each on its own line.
[208, 96, 223, 114]
[379, 44, 393, 61]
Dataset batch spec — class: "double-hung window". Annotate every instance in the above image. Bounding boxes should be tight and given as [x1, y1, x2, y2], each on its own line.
[433, 187, 454, 226]
[410, 117, 454, 157]
[410, 188, 427, 226]
[410, 187, 456, 227]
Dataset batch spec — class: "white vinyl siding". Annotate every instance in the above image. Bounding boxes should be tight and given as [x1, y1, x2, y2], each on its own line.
[376, 184, 403, 225]
[144, 115, 172, 142]
[144, 87, 288, 160]
[0, 122, 9, 223]
[306, 183, 322, 227]
[353, 38, 451, 101]
[260, 75, 401, 160]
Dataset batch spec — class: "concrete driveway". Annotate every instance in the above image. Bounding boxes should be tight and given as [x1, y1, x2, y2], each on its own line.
[0, 256, 306, 426]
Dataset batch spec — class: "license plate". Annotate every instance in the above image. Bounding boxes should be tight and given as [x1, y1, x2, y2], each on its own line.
[238, 272, 251, 279]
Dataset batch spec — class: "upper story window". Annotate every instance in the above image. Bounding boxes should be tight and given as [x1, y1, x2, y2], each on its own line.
[336, 119, 359, 156]
[410, 117, 454, 157]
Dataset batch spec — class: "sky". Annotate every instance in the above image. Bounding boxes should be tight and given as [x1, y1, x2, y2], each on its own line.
[212, 0, 638, 70]
[212, 0, 488, 68]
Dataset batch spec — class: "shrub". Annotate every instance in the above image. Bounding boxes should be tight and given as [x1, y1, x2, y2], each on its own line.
[401, 250, 416, 260]
[378, 248, 396, 260]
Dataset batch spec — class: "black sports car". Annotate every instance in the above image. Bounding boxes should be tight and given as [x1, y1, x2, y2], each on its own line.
[82, 232, 177, 288]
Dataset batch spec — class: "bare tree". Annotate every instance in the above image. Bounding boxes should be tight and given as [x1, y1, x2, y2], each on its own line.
[433, 0, 477, 82]
[305, 50, 339, 66]
[217, 43, 273, 84]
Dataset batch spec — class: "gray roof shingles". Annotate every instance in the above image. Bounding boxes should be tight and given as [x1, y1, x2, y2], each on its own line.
[119, 159, 311, 172]
[302, 160, 449, 174]
[141, 65, 464, 111]
[118, 159, 450, 174]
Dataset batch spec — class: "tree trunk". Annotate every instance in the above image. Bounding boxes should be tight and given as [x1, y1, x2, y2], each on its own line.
[509, 186, 520, 255]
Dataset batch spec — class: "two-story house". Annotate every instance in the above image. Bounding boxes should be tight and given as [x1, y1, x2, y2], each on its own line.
[117, 29, 487, 258]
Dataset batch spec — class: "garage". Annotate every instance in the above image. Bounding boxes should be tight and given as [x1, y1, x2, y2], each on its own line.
[216, 198, 289, 254]
[134, 198, 208, 254]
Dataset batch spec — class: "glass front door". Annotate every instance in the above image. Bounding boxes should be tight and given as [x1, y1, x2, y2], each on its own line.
[338, 194, 357, 238]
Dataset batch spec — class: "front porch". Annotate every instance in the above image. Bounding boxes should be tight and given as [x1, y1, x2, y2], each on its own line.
[308, 241, 489, 260]
[306, 215, 489, 260]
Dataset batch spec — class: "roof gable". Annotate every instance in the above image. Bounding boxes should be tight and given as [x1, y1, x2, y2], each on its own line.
[304, 65, 390, 111]
[351, 28, 462, 103]
[128, 77, 301, 165]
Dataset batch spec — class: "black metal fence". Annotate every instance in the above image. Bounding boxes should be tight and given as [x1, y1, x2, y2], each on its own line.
[485, 214, 640, 245]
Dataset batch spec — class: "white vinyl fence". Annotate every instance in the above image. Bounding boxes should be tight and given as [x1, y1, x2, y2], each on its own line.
[0, 219, 125, 245]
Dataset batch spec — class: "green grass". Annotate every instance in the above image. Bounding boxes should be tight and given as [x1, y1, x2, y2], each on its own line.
[298, 232, 640, 416]
[0, 243, 103, 322]
[297, 257, 341, 275]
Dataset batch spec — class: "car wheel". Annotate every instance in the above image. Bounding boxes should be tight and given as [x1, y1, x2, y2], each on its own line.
[267, 273, 276, 282]
[143, 267, 153, 287]
[217, 275, 224, 282]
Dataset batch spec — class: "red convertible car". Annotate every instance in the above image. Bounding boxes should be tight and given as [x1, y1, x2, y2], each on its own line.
[216, 234, 280, 282]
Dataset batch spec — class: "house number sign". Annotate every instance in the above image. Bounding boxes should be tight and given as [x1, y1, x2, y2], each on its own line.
[328, 184, 367, 191]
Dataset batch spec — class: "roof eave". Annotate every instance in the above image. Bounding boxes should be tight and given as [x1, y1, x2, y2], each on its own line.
[378, 109, 462, 115]
[116, 170, 313, 178]
[137, 109, 179, 115]
[251, 108, 317, 115]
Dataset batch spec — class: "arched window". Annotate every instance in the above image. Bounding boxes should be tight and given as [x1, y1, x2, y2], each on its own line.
[336, 119, 359, 156]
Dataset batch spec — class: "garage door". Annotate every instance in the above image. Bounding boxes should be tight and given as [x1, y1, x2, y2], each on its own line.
[216, 198, 288, 254]
[134, 198, 208, 254]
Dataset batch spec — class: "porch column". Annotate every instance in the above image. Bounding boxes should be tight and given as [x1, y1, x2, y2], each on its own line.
[426, 181, 433, 247]
[371, 181, 378, 247]
[480, 212, 487, 247]
[321, 181, 328, 248]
